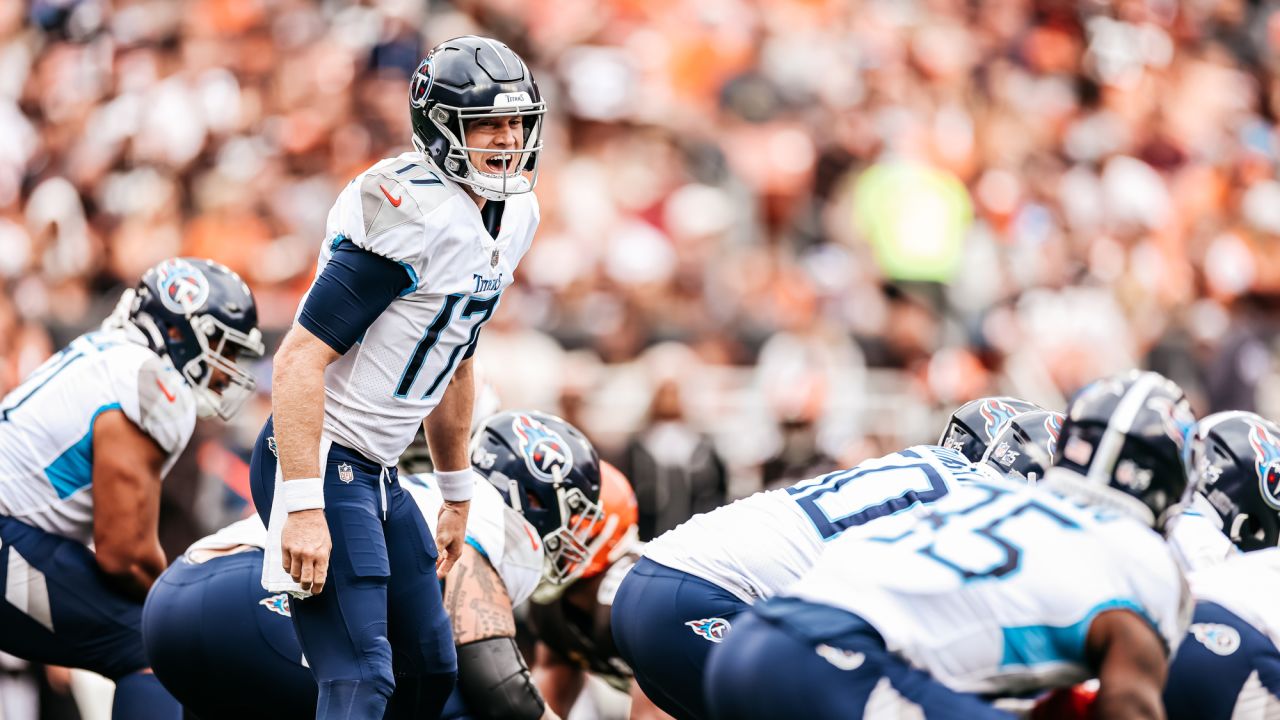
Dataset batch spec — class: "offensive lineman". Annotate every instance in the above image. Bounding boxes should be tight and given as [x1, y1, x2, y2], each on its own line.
[1161, 412, 1280, 719]
[0, 258, 263, 719]
[703, 371, 1196, 719]
[527, 461, 644, 716]
[611, 400, 1055, 720]
[250, 36, 546, 718]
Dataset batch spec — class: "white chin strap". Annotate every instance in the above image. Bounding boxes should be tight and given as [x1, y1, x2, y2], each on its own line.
[468, 173, 531, 201]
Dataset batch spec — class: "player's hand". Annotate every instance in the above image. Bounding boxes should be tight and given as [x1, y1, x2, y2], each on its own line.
[436, 500, 470, 579]
[282, 508, 332, 594]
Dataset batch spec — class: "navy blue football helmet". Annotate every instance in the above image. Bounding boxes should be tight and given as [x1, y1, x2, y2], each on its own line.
[980, 409, 1065, 485]
[118, 258, 264, 420]
[409, 36, 545, 200]
[470, 411, 603, 585]
[1186, 411, 1280, 552]
[1048, 370, 1196, 531]
[939, 396, 1041, 463]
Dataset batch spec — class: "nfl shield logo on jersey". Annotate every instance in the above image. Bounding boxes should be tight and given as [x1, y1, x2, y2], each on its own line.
[338, 463, 354, 483]
[686, 617, 731, 643]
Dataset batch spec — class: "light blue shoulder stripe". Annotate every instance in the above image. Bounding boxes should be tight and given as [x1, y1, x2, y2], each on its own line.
[45, 403, 123, 500]
[1000, 598, 1150, 668]
[464, 535, 489, 560]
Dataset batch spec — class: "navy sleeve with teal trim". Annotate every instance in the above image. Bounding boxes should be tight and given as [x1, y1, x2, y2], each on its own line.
[298, 242, 414, 354]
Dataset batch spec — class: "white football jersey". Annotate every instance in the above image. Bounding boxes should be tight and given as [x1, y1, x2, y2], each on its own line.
[786, 477, 1191, 696]
[401, 474, 544, 607]
[0, 326, 196, 544]
[1168, 493, 1239, 572]
[1189, 547, 1280, 649]
[643, 446, 995, 603]
[191, 474, 544, 606]
[310, 152, 538, 466]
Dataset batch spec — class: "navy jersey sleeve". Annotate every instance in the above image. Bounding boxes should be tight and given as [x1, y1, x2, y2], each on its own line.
[298, 242, 414, 354]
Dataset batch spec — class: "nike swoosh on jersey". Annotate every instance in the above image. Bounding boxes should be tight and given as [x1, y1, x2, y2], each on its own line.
[379, 184, 403, 207]
[155, 378, 176, 403]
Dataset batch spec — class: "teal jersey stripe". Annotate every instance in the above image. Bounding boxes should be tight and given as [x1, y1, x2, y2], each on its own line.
[464, 535, 489, 560]
[1000, 598, 1147, 668]
[45, 403, 122, 499]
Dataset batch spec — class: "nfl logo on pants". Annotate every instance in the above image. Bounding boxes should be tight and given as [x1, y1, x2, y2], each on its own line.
[338, 463, 354, 483]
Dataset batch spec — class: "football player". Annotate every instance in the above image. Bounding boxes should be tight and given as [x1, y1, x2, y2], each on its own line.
[0, 258, 262, 719]
[704, 370, 1195, 720]
[938, 396, 1041, 462]
[527, 461, 644, 715]
[250, 36, 546, 718]
[1161, 412, 1280, 719]
[610, 404, 1061, 719]
[143, 411, 597, 720]
[979, 409, 1065, 484]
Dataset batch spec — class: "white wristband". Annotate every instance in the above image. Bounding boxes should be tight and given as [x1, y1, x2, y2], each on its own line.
[281, 478, 325, 512]
[434, 468, 477, 503]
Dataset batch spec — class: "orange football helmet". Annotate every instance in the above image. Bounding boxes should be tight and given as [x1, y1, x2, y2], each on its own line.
[579, 461, 639, 581]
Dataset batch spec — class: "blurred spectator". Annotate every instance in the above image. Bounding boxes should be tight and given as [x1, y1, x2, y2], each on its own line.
[619, 377, 727, 540]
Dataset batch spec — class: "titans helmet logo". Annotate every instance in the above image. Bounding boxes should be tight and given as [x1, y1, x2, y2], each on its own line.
[512, 414, 573, 483]
[979, 399, 1020, 439]
[155, 259, 210, 315]
[686, 617, 731, 644]
[1147, 396, 1195, 451]
[1247, 420, 1280, 511]
[1044, 413, 1064, 456]
[409, 57, 434, 110]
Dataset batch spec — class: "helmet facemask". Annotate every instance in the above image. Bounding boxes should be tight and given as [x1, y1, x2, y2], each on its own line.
[538, 464, 605, 587]
[183, 314, 265, 420]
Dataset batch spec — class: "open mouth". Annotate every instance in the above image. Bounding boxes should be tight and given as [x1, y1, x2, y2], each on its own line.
[484, 153, 514, 174]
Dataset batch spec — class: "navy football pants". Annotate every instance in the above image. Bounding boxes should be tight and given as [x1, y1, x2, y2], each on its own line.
[705, 597, 1014, 720]
[143, 549, 318, 719]
[1165, 601, 1280, 719]
[250, 418, 456, 720]
[611, 557, 750, 720]
[146, 547, 488, 720]
[0, 515, 182, 719]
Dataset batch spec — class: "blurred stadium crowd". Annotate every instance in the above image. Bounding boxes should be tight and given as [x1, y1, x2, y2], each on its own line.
[3, 0, 1280, 553]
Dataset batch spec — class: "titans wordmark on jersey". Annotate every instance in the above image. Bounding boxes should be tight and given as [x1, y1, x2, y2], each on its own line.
[309, 152, 539, 466]
[642, 445, 995, 603]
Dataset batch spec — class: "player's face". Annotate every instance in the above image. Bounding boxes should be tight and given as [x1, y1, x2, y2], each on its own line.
[465, 115, 525, 177]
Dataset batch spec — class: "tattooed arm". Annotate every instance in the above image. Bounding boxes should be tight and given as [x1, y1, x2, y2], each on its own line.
[444, 544, 559, 720]
[443, 543, 517, 643]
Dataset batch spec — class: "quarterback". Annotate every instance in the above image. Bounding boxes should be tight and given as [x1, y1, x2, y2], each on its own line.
[249, 35, 546, 719]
